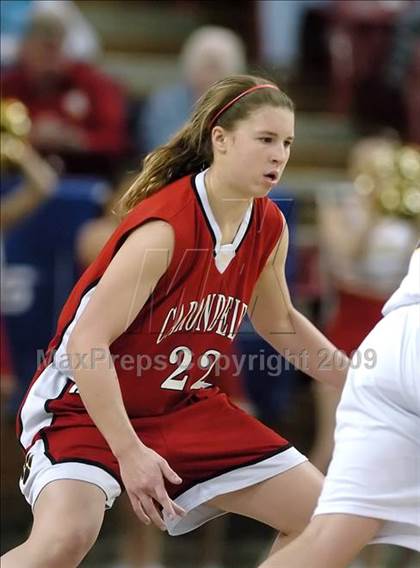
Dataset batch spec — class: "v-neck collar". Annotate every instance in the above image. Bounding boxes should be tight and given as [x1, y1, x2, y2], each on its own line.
[192, 170, 253, 273]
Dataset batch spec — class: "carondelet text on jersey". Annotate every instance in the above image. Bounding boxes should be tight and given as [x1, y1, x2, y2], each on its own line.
[157, 293, 248, 343]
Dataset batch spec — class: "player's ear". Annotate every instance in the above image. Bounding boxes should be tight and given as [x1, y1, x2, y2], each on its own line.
[211, 126, 229, 154]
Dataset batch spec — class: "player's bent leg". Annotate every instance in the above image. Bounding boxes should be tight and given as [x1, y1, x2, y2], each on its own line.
[208, 461, 323, 554]
[1, 479, 106, 568]
[258, 513, 384, 568]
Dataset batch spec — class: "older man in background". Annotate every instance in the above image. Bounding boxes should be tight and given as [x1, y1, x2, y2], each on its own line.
[139, 25, 247, 153]
[1, 11, 128, 177]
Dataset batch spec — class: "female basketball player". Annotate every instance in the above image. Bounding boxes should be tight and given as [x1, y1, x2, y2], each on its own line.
[258, 245, 420, 568]
[2, 75, 349, 567]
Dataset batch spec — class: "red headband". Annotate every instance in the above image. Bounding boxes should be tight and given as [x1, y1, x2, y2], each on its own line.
[209, 84, 280, 130]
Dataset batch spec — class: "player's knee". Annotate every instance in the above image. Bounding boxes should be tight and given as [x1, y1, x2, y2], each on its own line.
[58, 521, 98, 561]
[33, 521, 99, 566]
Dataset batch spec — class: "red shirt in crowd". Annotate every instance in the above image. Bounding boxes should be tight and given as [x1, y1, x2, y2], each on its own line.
[2, 61, 128, 157]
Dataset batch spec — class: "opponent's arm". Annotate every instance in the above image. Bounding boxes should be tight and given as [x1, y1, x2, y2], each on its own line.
[67, 219, 184, 528]
[249, 225, 349, 389]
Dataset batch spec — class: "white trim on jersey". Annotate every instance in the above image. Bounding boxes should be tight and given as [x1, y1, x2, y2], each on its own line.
[164, 447, 307, 536]
[19, 286, 97, 449]
[19, 439, 121, 509]
[195, 170, 253, 273]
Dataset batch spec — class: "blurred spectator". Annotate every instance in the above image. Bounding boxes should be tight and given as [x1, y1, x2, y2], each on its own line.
[139, 26, 246, 153]
[257, 0, 329, 76]
[1, 0, 101, 66]
[385, 1, 420, 144]
[1, 119, 54, 410]
[1, 134, 58, 231]
[319, 136, 419, 356]
[326, 0, 410, 132]
[0, 134, 57, 415]
[1, 133, 55, 410]
[1, 12, 128, 177]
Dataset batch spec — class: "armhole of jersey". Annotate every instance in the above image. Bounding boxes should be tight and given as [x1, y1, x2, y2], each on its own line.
[277, 208, 287, 247]
[263, 205, 287, 269]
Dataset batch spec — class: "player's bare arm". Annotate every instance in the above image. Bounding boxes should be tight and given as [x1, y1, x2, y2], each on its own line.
[249, 223, 349, 389]
[67, 219, 185, 528]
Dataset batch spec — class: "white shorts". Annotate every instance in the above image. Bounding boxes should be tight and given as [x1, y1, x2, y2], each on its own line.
[314, 304, 420, 551]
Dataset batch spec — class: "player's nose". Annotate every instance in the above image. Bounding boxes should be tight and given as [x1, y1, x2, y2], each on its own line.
[270, 144, 287, 164]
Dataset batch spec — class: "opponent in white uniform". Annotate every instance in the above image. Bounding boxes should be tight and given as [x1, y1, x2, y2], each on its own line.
[259, 244, 420, 567]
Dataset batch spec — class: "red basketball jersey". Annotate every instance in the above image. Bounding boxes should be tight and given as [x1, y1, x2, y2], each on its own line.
[18, 172, 285, 450]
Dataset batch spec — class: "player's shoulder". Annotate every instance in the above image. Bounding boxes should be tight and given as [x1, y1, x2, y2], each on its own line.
[111, 175, 196, 255]
[129, 175, 194, 221]
[125, 218, 174, 247]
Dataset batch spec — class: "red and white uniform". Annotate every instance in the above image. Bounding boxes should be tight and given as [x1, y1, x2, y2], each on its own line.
[17, 171, 307, 534]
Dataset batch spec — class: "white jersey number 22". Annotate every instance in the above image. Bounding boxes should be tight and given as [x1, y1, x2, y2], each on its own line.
[160, 346, 221, 391]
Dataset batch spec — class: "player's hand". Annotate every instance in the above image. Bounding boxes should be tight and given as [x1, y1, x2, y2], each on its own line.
[118, 442, 186, 530]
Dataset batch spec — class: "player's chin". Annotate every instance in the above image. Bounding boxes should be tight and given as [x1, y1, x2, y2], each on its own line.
[244, 180, 272, 198]
[254, 181, 273, 197]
